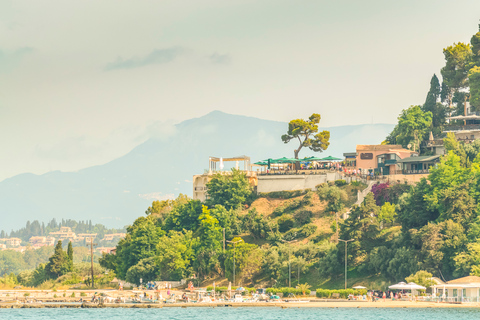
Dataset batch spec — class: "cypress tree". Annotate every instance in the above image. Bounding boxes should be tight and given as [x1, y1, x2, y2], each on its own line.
[67, 241, 74, 272]
[46, 240, 68, 278]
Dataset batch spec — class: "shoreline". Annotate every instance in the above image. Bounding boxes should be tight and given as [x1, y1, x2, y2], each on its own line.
[1, 301, 479, 309]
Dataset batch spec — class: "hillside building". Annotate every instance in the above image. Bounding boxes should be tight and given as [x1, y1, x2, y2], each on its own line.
[0, 238, 22, 247]
[49, 227, 76, 241]
[101, 233, 126, 241]
[29, 236, 55, 247]
[76, 233, 97, 243]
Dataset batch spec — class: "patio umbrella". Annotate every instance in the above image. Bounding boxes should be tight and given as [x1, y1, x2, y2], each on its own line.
[303, 156, 324, 161]
[352, 286, 367, 289]
[254, 161, 267, 166]
[321, 156, 342, 161]
[271, 157, 300, 163]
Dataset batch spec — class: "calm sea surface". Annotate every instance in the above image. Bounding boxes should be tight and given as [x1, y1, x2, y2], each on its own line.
[0, 307, 479, 320]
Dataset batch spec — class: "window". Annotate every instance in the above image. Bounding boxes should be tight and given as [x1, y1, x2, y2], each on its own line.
[453, 289, 457, 297]
[463, 288, 466, 297]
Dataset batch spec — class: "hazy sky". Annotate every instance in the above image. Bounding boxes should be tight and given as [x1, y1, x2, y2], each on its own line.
[2, 0, 480, 181]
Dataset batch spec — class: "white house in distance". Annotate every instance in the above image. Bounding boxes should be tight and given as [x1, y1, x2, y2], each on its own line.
[433, 276, 480, 302]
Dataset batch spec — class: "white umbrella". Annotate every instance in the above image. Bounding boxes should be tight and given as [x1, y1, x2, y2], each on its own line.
[353, 286, 367, 289]
[388, 282, 408, 290]
[406, 282, 426, 290]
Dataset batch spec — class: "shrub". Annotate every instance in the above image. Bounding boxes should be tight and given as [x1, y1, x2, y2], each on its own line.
[63, 292, 66, 297]
[315, 289, 367, 299]
[334, 180, 347, 187]
[24, 293, 30, 297]
[71, 292, 75, 297]
[265, 287, 311, 296]
[277, 214, 295, 232]
[53, 294, 58, 298]
[351, 180, 361, 187]
[299, 223, 317, 237]
[272, 199, 302, 217]
[80, 292, 87, 297]
[283, 228, 299, 241]
[294, 210, 313, 225]
[259, 190, 307, 199]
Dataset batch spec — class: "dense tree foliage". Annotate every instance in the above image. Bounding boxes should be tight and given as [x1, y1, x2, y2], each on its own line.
[206, 169, 253, 210]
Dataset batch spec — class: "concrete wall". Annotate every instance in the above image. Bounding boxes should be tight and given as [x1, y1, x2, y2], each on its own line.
[257, 172, 361, 193]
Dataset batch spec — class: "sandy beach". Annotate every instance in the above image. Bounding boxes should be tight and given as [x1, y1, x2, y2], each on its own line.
[0, 289, 479, 308]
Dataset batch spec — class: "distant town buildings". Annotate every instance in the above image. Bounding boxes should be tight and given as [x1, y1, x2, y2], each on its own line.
[101, 233, 126, 241]
[0, 237, 22, 247]
[96, 247, 116, 254]
[29, 236, 55, 247]
[49, 226, 77, 241]
[0, 228, 125, 253]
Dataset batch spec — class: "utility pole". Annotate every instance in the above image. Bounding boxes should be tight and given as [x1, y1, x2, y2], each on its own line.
[338, 239, 354, 290]
[281, 239, 297, 288]
[226, 239, 242, 286]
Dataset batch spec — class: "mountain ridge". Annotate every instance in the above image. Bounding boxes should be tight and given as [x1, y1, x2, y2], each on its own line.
[0, 111, 394, 231]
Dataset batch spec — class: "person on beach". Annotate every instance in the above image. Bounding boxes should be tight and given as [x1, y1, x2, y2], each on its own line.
[383, 291, 386, 302]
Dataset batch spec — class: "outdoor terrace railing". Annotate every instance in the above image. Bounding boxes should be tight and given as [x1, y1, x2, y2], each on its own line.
[402, 169, 430, 175]
[444, 123, 480, 132]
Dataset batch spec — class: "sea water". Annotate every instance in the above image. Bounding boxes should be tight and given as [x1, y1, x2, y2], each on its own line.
[1, 307, 480, 320]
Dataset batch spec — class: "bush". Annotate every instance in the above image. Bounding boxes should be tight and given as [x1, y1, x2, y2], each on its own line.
[53, 294, 58, 298]
[299, 223, 317, 237]
[294, 210, 313, 225]
[272, 199, 300, 217]
[80, 292, 87, 297]
[277, 214, 295, 232]
[259, 190, 307, 199]
[315, 289, 367, 299]
[334, 180, 347, 187]
[283, 228, 299, 241]
[265, 287, 311, 296]
[351, 180, 361, 187]
[71, 292, 75, 297]
[24, 293, 30, 297]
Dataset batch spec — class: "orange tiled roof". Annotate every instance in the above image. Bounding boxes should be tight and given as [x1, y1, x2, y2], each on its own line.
[447, 276, 480, 284]
[356, 145, 406, 151]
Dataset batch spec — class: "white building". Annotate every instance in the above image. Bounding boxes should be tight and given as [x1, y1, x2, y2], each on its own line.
[433, 276, 480, 303]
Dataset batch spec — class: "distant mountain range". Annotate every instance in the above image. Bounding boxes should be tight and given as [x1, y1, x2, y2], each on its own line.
[0, 111, 394, 231]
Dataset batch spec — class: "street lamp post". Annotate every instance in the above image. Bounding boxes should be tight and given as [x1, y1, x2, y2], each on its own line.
[338, 239, 354, 290]
[226, 239, 242, 286]
[281, 239, 297, 288]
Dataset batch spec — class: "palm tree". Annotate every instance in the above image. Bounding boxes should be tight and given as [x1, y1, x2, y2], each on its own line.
[296, 283, 311, 296]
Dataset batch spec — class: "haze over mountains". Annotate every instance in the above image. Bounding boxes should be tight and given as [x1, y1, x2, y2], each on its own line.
[0, 111, 393, 232]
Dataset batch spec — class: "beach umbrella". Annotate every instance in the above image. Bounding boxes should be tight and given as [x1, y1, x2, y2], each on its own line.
[352, 286, 367, 289]
[406, 282, 426, 290]
[254, 161, 267, 166]
[388, 282, 408, 290]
